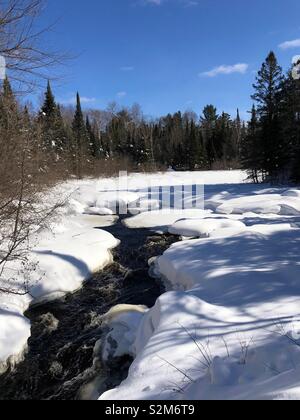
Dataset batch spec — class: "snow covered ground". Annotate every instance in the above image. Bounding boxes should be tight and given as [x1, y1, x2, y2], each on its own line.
[1, 170, 227, 373]
[2, 170, 300, 400]
[97, 171, 300, 401]
[0, 182, 122, 373]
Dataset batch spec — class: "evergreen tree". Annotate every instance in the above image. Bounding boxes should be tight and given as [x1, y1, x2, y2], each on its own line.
[169, 112, 184, 166]
[86, 115, 101, 158]
[86, 115, 93, 155]
[200, 105, 218, 167]
[231, 109, 242, 161]
[55, 105, 69, 154]
[0, 76, 19, 130]
[39, 82, 68, 155]
[186, 120, 203, 170]
[41, 81, 56, 117]
[281, 68, 300, 182]
[23, 105, 30, 125]
[241, 105, 261, 182]
[72, 93, 87, 178]
[216, 112, 231, 163]
[252, 52, 285, 181]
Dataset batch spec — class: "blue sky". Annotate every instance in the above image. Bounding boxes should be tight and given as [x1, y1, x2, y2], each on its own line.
[37, 0, 300, 119]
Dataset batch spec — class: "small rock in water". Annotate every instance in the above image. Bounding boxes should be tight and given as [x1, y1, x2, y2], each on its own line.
[36, 313, 59, 336]
[49, 361, 64, 379]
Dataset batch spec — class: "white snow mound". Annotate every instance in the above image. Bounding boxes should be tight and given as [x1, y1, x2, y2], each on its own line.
[169, 218, 246, 238]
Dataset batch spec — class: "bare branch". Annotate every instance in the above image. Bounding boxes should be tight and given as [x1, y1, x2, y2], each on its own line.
[0, 0, 71, 92]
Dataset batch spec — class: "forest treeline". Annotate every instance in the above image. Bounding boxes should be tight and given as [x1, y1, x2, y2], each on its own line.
[1, 51, 300, 185]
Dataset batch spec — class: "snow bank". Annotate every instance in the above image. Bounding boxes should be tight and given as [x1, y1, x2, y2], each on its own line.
[100, 290, 300, 401]
[186, 352, 300, 400]
[157, 224, 297, 294]
[122, 178, 300, 232]
[79, 177, 300, 400]
[0, 182, 120, 372]
[101, 305, 148, 362]
[84, 207, 114, 216]
[3, 171, 300, 400]
[214, 194, 300, 216]
[99, 180, 300, 401]
[30, 225, 118, 304]
[169, 218, 246, 238]
[0, 309, 31, 374]
[101, 223, 300, 400]
[124, 209, 212, 233]
[282, 189, 300, 198]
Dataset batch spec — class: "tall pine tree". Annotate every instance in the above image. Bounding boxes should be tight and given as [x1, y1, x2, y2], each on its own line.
[86, 115, 102, 158]
[200, 105, 218, 167]
[72, 93, 87, 178]
[0, 76, 19, 130]
[39, 82, 68, 156]
[278, 64, 300, 182]
[252, 52, 286, 181]
[241, 105, 261, 182]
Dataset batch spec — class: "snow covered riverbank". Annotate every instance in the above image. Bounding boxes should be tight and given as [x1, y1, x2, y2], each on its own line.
[3, 169, 300, 400]
[0, 182, 122, 373]
[98, 172, 300, 401]
[0, 170, 230, 375]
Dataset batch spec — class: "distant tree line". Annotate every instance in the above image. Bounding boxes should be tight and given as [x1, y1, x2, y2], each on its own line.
[0, 79, 246, 179]
[1, 51, 300, 183]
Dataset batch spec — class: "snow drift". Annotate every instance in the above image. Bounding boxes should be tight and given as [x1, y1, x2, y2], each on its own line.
[99, 178, 300, 401]
[100, 224, 300, 400]
[3, 170, 300, 400]
[0, 182, 120, 373]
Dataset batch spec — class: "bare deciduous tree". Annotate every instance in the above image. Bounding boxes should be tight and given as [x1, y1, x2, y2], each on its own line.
[0, 0, 68, 91]
[0, 109, 64, 295]
[0, 0, 68, 294]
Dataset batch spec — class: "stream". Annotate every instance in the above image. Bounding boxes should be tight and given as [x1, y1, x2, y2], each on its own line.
[0, 217, 178, 400]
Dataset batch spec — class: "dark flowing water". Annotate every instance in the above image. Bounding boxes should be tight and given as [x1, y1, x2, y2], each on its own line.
[0, 217, 178, 400]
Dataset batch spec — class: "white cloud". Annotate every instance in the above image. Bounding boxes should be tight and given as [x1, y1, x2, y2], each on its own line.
[200, 63, 249, 78]
[279, 39, 300, 50]
[143, 0, 198, 6]
[60, 96, 96, 106]
[117, 91, 127, 98]
[145, 0, 162, 4]
[120, 66, 135, 72]
[81, 97, 97, 104]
